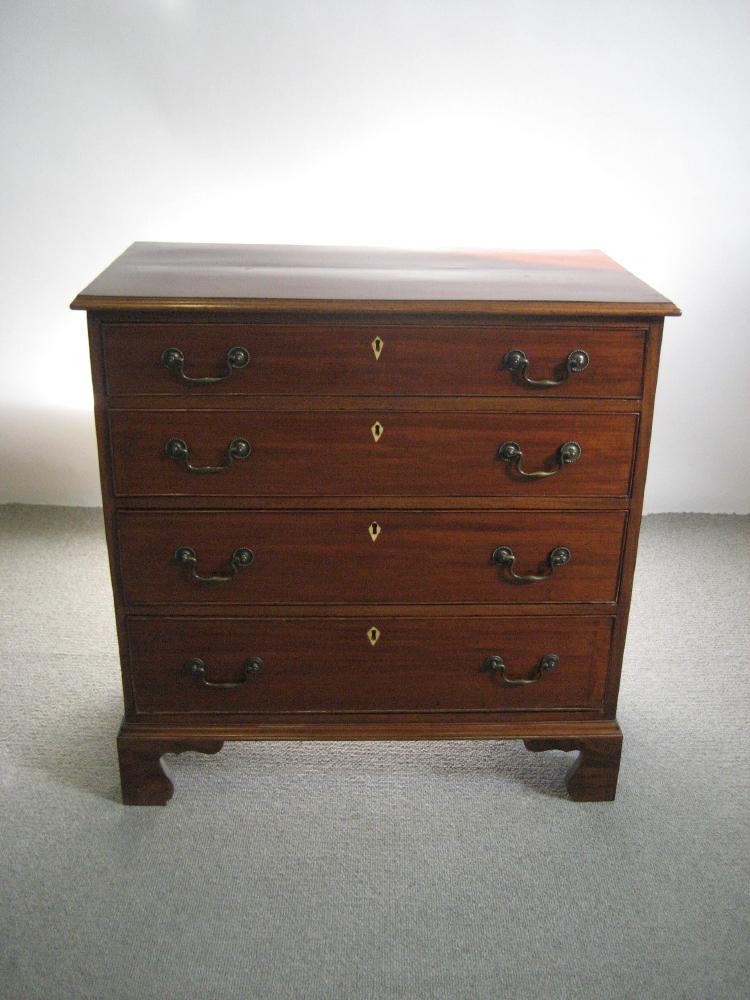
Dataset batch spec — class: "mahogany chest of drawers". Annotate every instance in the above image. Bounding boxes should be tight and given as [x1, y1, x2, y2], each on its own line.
[72, 244, 680, 804]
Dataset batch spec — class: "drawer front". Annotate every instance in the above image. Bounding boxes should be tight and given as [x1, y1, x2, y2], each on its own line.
[117, 510, 626, 605]
[108, 410, 638, 498]
[127, 615, 613, 714]
[102, 322, 646, 398]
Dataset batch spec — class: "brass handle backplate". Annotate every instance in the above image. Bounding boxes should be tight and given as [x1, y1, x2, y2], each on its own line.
[497, 440, 581, 479]
[184, 656, 263, 689]
[502, 348, 589, 387]
[483, 653, 560, 686]
[174, 546, 254, 583]
[491, 545, 571, 582]
[161, 346, 250, 384]
[164, 437, 251, 473]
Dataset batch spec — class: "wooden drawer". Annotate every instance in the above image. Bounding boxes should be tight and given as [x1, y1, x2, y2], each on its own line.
[116, 510, 626, 605]
[108, 410, 638, 498]
[102, 322, 646, 398]
[126, 615, 614, 714]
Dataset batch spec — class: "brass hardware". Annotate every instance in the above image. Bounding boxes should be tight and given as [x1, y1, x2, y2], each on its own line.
[483, 653, 560, 686]
[367, 627, 381, 646]
[185, 656, 263, 689]
[371, 336, 384, 360]
[491, 545, 571, 582]
[370, 421, 384, 442]
[174, 546, 254, 584]
[368, 521, 382, 542]
[164, 437, 251, 473]
[161, 345, 250, 384]
[502, 348, 589, 387]
[497, 440, 581, 479]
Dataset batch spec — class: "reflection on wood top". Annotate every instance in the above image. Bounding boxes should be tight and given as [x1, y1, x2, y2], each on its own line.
[70, 242, 681, 316]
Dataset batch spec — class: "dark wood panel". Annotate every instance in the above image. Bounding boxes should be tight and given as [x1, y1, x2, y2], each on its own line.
[103, 322, 646, 398]
[116, 510, 626, 605]
[127, 615, 614, 714]
[71, 243, 681, 316]
[122, 717, 621, 736]
[98, 394, 642, 413]
[108, 410, 638, 498]
[110, 495, 631, 512]
[120, 603, 625, 619]
[110, 495, 630, 511]
[603, 323, 664, 714]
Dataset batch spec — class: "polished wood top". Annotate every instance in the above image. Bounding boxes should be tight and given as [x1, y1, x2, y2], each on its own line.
[71, 243, 680, 316]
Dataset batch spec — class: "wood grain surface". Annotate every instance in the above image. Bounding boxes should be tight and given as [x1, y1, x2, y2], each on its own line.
[116, 509, 626, 606]
[108, 410, 638, 498]
[102, 321, 646, 398]
[78, 246, 679, 803]
[126, 615, 614, 714]
[71, 243, 681, 316]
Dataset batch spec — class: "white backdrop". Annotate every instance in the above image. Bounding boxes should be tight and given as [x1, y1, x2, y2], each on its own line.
[1, 0, 748, 511]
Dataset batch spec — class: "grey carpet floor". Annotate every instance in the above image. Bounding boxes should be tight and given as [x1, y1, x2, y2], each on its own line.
[0, 507, 748, 1000]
